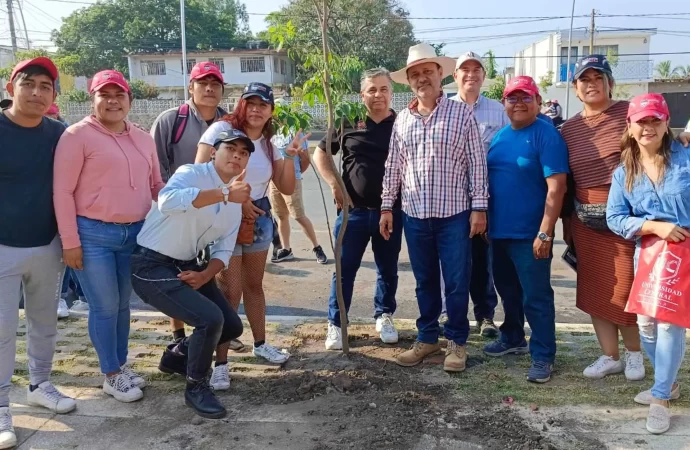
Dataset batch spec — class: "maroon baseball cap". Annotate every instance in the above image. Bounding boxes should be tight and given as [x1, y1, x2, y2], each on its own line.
[90, 70, 131, 94]
[189, 61, 224, 83]
[503, 75, 540, 99]
[10, 57, 59, 83]
[627, 93, 670, 123]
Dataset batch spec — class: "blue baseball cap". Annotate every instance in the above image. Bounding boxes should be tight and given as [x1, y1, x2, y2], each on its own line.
[572, 54, 613, 81]
[213, 129, 255, 152]
[241, 82, 274, 105]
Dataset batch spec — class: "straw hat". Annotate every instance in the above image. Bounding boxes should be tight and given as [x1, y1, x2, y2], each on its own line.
[390, 43, 457, 85]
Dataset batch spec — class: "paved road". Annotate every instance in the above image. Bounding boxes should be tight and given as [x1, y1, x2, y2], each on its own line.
[66, 143, 585, 324]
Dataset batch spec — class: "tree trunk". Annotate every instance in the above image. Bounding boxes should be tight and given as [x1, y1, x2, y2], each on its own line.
[314, 0, 350, 354]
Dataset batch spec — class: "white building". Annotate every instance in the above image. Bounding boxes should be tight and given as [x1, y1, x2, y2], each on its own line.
[514, 29, 656, 118]
[127, 48, 296, 99]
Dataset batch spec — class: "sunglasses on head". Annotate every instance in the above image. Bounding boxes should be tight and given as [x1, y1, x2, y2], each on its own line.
[505, 96, 535, 104]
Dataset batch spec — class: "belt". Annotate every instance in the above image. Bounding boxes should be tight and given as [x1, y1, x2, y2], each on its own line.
[133, 246, 196, 266]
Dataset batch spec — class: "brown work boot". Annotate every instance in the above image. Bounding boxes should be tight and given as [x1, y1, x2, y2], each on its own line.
[396, 341, 441, 367]
[444, 341, 467, 372]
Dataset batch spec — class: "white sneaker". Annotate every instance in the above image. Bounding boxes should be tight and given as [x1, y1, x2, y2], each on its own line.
[647, 403, 671, 434]
[120, 365, 146, 389]
[26, 382, 76, 414]
[635, 384, 680, 405]
[624, 350, 646, 381]
[375, 313, 399, 344]
[583, 355, 624, 379]
[57, 298, 70, 319]
[325, 323, 342, 351]
[70, 299, 89, 312]
[103, 373, 143, 403]
[0, 407, 17, 450]
[253, 343, 290, 364]
[210, 364, 231, 391]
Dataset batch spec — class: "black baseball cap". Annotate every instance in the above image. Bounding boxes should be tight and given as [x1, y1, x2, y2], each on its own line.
[213, 130, 255, 153]
[572, 54, 613, 82]
[241, 82, 274, 105]
[0, 99, 12, 110]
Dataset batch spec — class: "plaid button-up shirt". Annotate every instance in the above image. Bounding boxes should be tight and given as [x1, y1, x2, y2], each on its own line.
[381, 95, 488, 219]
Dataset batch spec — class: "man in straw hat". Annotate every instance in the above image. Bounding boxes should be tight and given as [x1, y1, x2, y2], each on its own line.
[379, 43, 488, 372]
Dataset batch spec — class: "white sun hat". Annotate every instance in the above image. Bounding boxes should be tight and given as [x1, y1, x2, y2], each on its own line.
[390, 43, 457, 85]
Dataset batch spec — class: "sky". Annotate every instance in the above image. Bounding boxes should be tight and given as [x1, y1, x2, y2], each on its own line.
[1, 0, 689, 68]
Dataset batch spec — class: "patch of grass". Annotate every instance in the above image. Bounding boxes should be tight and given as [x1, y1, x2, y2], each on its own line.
[11, 375, 29, 386]
[64, 332, 87, 338]
[146, 319, 169, 326]
[146, 372, 176, 382]
[15, 341, 26, 355]
[56, 341, 71, 346]
[129, 333, 152, 340]
[451, 331, 690, 408]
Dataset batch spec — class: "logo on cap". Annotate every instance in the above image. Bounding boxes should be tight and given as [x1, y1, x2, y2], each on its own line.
[102, 73, 112, 79]
[584, 57, 599, 64]
[204, 65, 212, 71]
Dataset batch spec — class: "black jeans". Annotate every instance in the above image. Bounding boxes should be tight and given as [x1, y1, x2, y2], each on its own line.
[130, 246, 243, 380]
[469, 235, 499, 321]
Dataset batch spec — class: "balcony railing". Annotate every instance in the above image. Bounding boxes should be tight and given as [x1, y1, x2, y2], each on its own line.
[558, 60, 654, 82]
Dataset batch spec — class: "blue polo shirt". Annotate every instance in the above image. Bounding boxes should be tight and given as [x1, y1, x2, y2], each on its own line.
[487, 118, 569, 239]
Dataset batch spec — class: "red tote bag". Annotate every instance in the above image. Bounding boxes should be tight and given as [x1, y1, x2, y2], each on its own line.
[625, 236, 690, 329]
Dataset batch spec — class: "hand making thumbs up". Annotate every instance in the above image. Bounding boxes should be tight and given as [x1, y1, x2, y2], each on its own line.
[227, 169, 251, 204]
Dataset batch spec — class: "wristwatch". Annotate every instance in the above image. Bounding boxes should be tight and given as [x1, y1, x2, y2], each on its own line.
[537, 231, 553, 242]
[220, 185, 230, 205]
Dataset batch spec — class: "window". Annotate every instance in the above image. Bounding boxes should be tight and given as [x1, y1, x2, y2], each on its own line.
[280, 59, 287, 75]
[141, 60, 166, 76]
[582, 44, 619, 57]
[181, 59, 196, 74]
[209, 58, 225, 73]
[241, 56, 266, 73]
[560, 46, 578, 64]
[274, 57, 279, 73]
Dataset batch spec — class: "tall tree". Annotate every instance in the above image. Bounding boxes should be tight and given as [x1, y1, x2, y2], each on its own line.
[264, 0, 416, 88]
[654, 60, 676, 79]
[52, 0, 250, 77]
[483, 50, 498, 79]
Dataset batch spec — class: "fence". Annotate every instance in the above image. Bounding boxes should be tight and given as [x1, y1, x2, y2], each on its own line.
[61, 92, 417, 130]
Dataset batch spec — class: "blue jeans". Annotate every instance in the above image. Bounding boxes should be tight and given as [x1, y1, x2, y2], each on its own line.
[73, 216, 143, 374]
[328, 208, 402, 326]
[61, 267, 84, 299]
[633, 247, 687, 400]
[403, 211, 472, 345]
[491, 239, 556, 363]
[469, 235, 499, 321]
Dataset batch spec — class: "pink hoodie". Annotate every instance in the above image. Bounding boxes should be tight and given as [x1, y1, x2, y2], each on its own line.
[54, 116, 165, 249]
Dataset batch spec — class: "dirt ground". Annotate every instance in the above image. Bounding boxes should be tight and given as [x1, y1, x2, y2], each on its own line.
[13, 314, 690, 449]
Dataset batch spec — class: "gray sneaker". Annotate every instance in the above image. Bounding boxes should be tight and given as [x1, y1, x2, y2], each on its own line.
[313, 246, 328, 264]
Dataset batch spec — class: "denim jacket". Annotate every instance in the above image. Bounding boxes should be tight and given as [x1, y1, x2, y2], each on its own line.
[606, 141, 690, 243]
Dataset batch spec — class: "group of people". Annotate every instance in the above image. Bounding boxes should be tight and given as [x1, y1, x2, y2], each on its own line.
[1, 42, 690, 447]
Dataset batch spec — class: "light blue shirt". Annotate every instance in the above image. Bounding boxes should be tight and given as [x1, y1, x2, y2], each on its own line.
[607, 141, 690, 242]
[137, 162, 242, 267]
[449, 94, 510, 153]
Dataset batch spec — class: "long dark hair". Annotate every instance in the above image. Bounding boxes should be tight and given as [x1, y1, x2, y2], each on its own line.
[620, 126, 675, 192]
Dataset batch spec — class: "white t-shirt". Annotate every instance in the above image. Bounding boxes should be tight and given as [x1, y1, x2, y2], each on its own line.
[200, 121, 283, 200]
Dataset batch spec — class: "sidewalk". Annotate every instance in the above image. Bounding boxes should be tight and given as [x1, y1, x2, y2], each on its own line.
[9, 313, 690, 449]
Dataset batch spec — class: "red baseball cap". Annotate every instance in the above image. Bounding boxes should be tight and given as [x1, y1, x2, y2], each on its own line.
[10, 57, 59, 83]
[503, 75, 540, 99]
[46, 103, 59, 115]
[189, 61, 224, 83]
[627, 93, 670, 123]
[90, 70, 131, 94]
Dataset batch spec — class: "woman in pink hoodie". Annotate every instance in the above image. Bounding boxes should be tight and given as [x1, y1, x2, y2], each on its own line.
[53, 70, 165, 403]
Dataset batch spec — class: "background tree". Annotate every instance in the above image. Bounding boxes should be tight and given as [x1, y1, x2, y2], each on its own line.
[483, 76, 505, 101]
[52, 0, 250, 77]
[673, 65, 690, 79]
[538, 71, 554, 95]
[264, 0, 416, 89]
[129, 79, 160, 99]
[655, 60, 676, 79]
[483, 50, 498, 79]
[0, 49, 75, 80]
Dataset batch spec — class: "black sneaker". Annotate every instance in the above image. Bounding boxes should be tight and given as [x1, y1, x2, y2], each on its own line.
[185, 378, 227, 419]
[273, 248, 294, 262]
[159, 343, 187, 376]
[313, 246, 328, 264]
[479, 319, 499, 338]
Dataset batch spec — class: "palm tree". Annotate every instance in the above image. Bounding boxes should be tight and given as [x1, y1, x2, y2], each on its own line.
[673, 65, 690, 79]
[655, 60, 676, 79]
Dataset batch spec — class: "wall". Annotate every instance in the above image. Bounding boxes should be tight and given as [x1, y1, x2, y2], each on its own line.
[128, 53, 295, 97]
[648, 81, 690, 94]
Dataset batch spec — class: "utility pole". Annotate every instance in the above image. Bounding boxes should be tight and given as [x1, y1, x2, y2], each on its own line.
[589, 9, 596, 54]
[564, 0, 576, 119]
[6, 0, 18, 59]
[17, 0, 31, 50]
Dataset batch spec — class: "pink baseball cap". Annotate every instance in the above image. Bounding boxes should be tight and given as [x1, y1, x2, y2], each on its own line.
[46, 103, 59, 115]
[189, 61, 224, 83]
[627, 93, 670, 123]
[503, 75, 540, 99]
[10, 57, 58, 83]
[89, 70, 131, 94]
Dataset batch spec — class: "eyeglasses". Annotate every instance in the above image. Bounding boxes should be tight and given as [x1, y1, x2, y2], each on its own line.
[505, 96, 535, 104]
